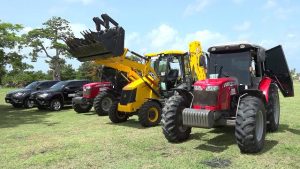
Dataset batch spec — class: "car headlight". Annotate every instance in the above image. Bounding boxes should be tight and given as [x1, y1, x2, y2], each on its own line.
[194, 85, 203, 91]
[39, 93, 49, 98]
[14, 92, 25, 97]
[206, 86, 219, 91]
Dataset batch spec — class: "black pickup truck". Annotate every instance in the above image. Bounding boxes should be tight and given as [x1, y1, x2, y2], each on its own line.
[30, 80, 90, 111]
[5, 80, 59, 108]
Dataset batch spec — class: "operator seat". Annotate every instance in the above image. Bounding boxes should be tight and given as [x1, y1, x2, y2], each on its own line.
[166, 69, 179, 90]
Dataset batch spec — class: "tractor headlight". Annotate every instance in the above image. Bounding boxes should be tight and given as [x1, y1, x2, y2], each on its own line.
[206, 86, 219, 91]
[14, 92, 25, 97]
[194, 85, 203, 91]
[39, 93, 49, 98]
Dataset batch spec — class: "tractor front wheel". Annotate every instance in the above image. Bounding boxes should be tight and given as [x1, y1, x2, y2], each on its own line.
[267, 84, 280, 132]
[73, 103, 92, 113]
[235, 96, 266, 153]
[94, 91, 115, 116]
[138, 101, 162, 127]
[108, 100, 128, 123]
[162, 95, 191, 142]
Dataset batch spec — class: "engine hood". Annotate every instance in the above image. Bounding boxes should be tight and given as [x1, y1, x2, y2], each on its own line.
[84, 82, 112, 88]
[194, 77, 238, 88]
[7, 89, 32, 95]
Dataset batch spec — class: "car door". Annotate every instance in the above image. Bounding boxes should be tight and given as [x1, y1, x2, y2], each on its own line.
[265, 45, 294, 97]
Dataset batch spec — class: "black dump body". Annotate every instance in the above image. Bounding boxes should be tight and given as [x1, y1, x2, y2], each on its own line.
[208, 43, 294, 97]
[65, 14, 125, 62]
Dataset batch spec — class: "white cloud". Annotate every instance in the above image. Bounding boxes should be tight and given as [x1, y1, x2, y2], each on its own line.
[183, 0, 212, 16]
[233, 21, 251, 31]
[147, 24, 178, 49]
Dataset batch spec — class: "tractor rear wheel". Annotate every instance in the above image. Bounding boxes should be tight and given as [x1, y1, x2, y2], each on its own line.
[235, 96, 266, 153]
[94, 91, 114, 116]
[108, 100, 128, 123]
[138, 101, 162, 127]
[267, 84, 280, 132]
[73, 103, 92, 113]
[162, 95, 191, 142]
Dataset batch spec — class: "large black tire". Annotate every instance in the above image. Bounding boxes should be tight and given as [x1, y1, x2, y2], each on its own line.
[235, 96, 266, 153]
[162, 95, 191, 142]
[50, 98, 63, 111]
[12, 103, 22, 108]
[24, 98, 34, 109]
[73, 103, 92, 113]
[94, 91, 115, 116]
[266, 84, 280, 132]
[138, 101, 162, 127]
[108, 100, 128, 123]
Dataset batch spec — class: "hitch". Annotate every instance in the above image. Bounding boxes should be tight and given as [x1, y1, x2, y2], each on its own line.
[65, 13, 125, 62]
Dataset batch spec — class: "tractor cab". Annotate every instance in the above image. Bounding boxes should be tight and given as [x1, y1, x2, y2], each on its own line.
[146, 50, 187, 98]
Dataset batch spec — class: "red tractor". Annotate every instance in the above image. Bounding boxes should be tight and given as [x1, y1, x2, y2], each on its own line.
[72, 67, 128, 115]
[72, 82, 112, 113]
[162, 44, 294, 153]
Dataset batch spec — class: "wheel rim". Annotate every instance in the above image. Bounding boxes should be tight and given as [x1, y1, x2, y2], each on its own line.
[255, 110, 264, 141]
[101, 97, 113, 112]
[148, 107, 159, 123]
[79, 103, 89, 109]
[53, 100, 61, 110]
[116, 111, 126, 119]
[27, 100, 34, 108]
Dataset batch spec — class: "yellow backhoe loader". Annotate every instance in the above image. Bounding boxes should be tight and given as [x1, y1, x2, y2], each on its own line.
[65, 13, 206, 127]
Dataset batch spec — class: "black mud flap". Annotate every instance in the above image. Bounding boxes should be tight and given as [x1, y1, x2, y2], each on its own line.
[65, 14, 125, 62]
[265, 45, 294, 97]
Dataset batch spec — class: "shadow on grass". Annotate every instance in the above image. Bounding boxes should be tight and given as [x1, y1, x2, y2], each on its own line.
[193, 126, 236, 153]
[192, 126, 279, 154]
[106, 119, 158, 129]
[0, 104, 71, 128]
[278, 124, 300, 135]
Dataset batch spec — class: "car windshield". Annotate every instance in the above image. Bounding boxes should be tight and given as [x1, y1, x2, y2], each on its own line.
[50, 81, 67, 90]
[25, 81, 39, 89]
[208, 51, 251, 85]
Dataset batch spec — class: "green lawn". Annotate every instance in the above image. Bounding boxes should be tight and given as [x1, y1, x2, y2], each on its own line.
[0, 83, 300, 169]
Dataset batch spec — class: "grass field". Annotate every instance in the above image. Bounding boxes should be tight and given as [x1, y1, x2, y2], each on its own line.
[0, 83, 299, 169]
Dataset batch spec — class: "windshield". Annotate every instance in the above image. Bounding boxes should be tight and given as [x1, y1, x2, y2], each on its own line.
[50, 81, 67, 90]
[25, 81, 39, 89]
[208, 51, 251, 85]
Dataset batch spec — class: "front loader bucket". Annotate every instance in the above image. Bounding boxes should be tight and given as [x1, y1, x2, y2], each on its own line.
[65, 14, 125, 62]
[265, 45, 294, 97]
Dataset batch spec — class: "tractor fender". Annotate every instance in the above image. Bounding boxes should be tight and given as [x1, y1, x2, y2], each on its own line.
[240, 90, 267, 104]
[172, 88, 193, 107]
[258, 77, 272, 103]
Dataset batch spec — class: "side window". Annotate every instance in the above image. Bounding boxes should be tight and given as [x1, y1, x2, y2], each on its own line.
[37, 82, 49, 90]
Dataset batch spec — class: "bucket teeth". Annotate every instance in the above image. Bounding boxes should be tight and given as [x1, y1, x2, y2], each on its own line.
[65, 14, 125, 62]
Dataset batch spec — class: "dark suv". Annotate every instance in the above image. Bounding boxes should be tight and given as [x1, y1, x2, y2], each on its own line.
[5, 80, 59, 108]
[30, 80, 90, 111]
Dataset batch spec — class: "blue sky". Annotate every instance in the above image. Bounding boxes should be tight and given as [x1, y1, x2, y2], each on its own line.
[1, 0, 300, 72]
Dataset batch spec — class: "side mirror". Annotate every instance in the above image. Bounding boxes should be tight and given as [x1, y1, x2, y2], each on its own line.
[36, 86, 41, 90]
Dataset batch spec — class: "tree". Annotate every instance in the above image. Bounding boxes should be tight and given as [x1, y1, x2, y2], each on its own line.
[24, 17, 74, 80]
[76, 61, 100, 81]
[0, 21, 30, 84]
[47, 64, 76, 80]
[61, 64, 76, 80]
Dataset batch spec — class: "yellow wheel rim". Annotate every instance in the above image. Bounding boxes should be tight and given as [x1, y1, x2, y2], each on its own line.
[148, 107, 159, 123]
